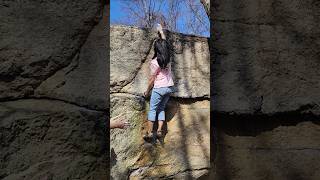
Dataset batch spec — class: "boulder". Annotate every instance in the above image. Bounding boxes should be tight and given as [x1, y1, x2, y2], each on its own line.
[0, 99, 107, 179]
[212, 0, 320, 115]
[214, 117, 320, 180]
[0, 0, 103, 101]
[35, 6, 108, 110]
[0, 1, 108, 179]
[110, 94, 210, 179]
[110, 26, 210, 179]
[111, 25, 210, 98]
[212, 0, 320, 179]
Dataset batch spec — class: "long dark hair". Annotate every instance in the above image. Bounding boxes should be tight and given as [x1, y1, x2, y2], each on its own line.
[153, 38, 170, 69]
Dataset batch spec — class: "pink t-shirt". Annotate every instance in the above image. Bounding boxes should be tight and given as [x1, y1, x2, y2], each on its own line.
[150, 58, 174, 88]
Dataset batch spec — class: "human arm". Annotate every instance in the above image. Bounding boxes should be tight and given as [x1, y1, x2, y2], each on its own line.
[144, 59, 159, 97]
[144, 75, 155, 97]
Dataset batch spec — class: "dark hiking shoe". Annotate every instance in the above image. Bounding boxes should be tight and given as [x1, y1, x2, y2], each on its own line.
[143, 132, 153, 142]
[156, 131, 163, 138]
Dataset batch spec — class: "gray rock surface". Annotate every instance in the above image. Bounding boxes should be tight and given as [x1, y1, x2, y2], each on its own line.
[35, 8, 108, 110]
[0, 1, 108, 179]
[110, 93, 146, 180]
[211, 0, 320, 179]
[110, 26, 156, 93]
[212, 0, 320, 115]
[0, 0, 103, 101]
[0, 99, 106, 179]
[213, 118, 320, 180]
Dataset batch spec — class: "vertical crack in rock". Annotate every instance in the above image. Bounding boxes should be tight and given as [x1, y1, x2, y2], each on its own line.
[118, 40, 156, 93]
[110, 26, 158, 93]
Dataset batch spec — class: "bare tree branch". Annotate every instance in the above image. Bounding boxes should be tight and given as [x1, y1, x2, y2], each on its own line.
[116, 0, 209, 36]
[187, 0, 209, 29]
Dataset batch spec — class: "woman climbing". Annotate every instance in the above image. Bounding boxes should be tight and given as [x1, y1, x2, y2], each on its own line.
[143, 23, 175, 141]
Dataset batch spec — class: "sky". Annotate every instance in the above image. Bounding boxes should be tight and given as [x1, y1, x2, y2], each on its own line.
[110, 0, 126, 23]
[110, 0, 210, 37]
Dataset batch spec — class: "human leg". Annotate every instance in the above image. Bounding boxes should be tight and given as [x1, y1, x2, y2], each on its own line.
[156, 94, 171, 136]
[145, 89, 162, 139]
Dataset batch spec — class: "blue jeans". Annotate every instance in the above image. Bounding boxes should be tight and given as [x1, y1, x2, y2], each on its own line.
[148, 86, 174, 121]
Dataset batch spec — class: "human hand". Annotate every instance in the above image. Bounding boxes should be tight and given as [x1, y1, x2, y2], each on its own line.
[112, 120, 130, 129]
[143, 90, 150, 97]
[156, 23, 163, 32]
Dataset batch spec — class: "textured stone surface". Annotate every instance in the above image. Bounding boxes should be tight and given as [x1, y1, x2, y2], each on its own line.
[110, 93, 146, 180]
[214, 118, 320, 180]
[128, 100, 210, 179]
[111, 25, 210, 98]
[212, 0, 320, 114]
[0, 1, 108, 179]
[110, 26, 210, 179]
[110, 95, 210, 179]
[35, 8, 108, 110]
[110, 26, 156, 93]
[211, 0, 320, 180]
[0, 0, 103, 100]
[0, 99, 107, 179]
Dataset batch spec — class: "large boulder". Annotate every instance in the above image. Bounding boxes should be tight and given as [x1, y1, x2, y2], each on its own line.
[111, 25, 210, 98]
[35, 6, 108, 110]
[110, 25, 210, 179]
[212, 0, 320, 179]
[0, 0, 103, 101]
[213, 117, 320, 180]
[0, 1, 108, 179]
[0, 99, 106, 179]
[212, 0, 320, 115]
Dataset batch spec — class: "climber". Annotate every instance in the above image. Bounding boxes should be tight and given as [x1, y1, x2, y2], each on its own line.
[143, 23, 175, 141]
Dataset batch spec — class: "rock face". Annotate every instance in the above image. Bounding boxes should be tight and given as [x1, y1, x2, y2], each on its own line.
[0, 100, 106, 180]
[0, 1, 108, 179]
[110, 25, 210, 179]
[111, 25, 210, 98]
[212, 0, 320, 179]
[213, 117, 320, 180]
[212, 0, 320, 114]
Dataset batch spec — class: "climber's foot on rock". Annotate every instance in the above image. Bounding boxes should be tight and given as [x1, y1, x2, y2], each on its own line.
[157, 130, 165, 146]
[156, 130, 163, 138]
[143, 132, 153, 142]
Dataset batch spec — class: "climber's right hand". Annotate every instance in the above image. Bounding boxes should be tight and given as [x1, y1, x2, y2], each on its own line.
[143, 91, 149, 97]
[156, 23, 163, 32]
